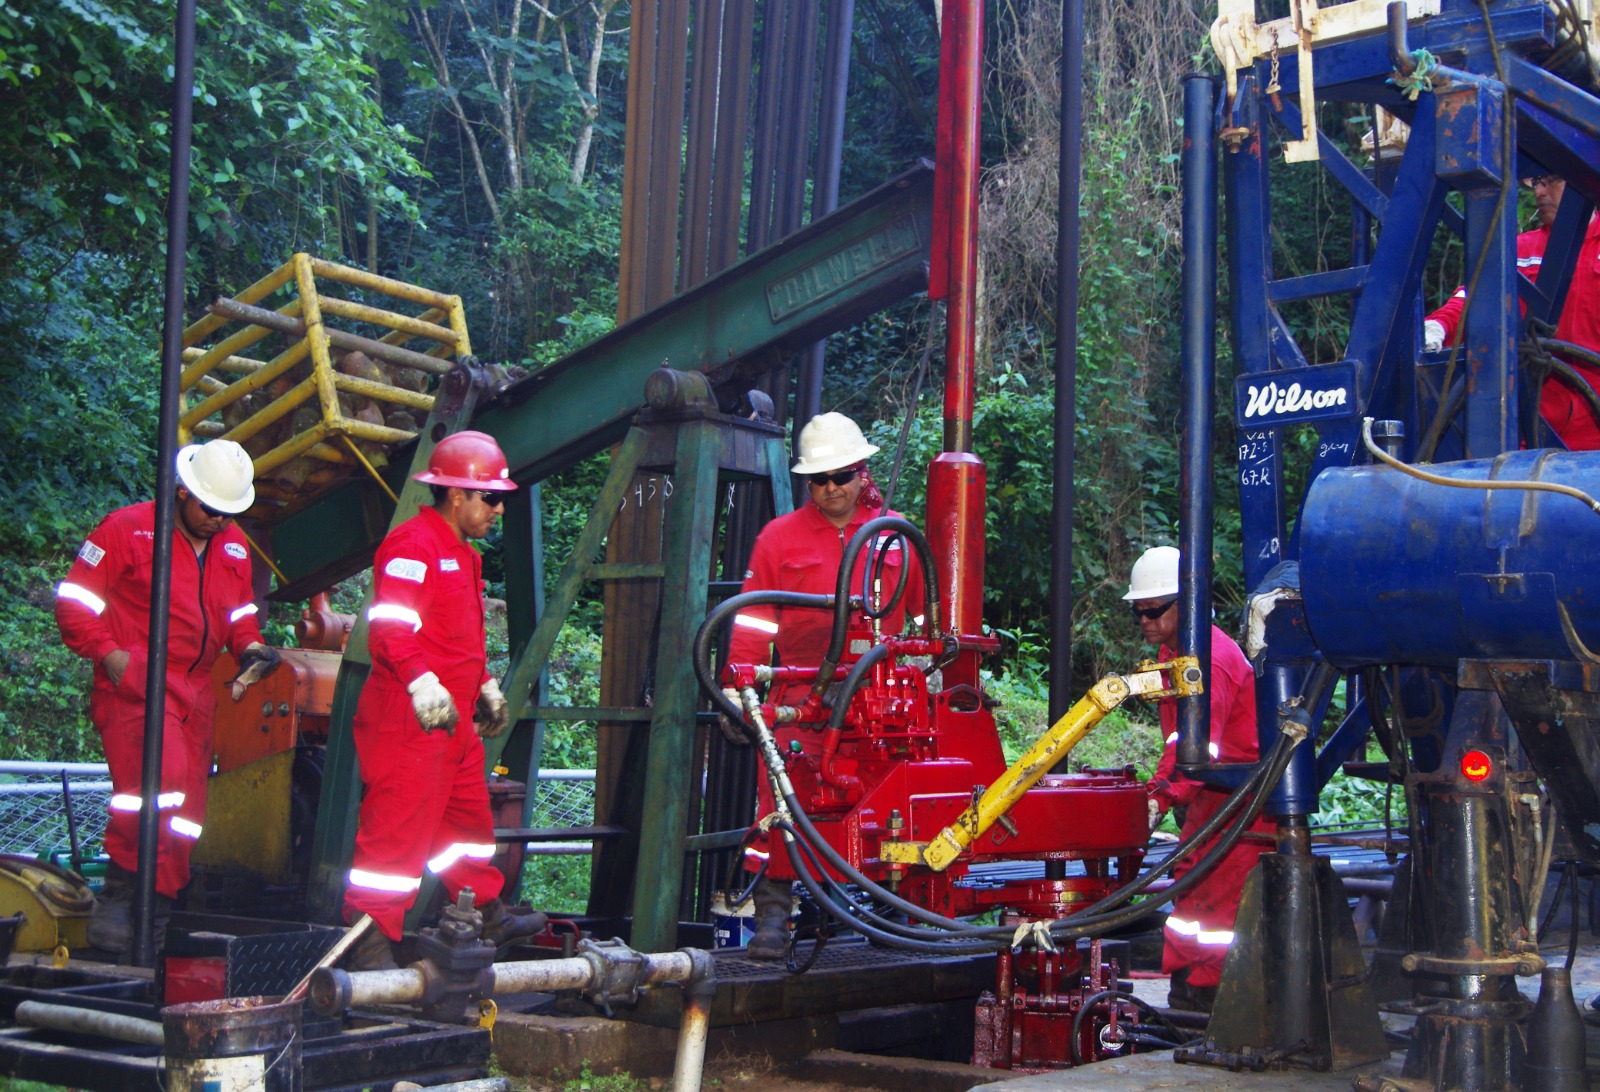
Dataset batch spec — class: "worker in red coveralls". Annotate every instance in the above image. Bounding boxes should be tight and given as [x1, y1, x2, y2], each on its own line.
[1424, 174, 1600, 449]
[342, 431, 545, 971]
[1126, 546, 1273, 1013]
[56, 440, 282, 960]
[725, 411, 926, 960]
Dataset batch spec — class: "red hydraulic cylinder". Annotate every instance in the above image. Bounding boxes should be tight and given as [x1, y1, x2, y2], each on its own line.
[927, 452, 986, 689]
[930, 0, 983, 454]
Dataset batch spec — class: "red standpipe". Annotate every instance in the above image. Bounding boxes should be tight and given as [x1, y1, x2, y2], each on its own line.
[928, 0, 987, 688]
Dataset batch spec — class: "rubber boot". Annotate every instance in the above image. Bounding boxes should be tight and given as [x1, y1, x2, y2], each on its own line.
[86, 862, 134, 960]
[479, 898, 547, 948]
[1167, 966, 1218, 1014]
[348, 925, 400, 972]
[745, 878, 793, 961]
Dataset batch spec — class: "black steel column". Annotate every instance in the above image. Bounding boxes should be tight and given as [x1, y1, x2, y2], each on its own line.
[1177, 74, 1217, 769]
[135, 0, 196, 969]
[1048, 0, 1083, 721]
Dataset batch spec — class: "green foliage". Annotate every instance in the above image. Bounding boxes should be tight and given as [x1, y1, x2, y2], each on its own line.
[558, 1062, 649, 1092]
[0, 560, 101, 762]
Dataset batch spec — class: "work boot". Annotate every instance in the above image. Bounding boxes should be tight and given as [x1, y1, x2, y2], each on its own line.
[479, 898, 547, 948]
[86, 862, 134, 960]
[745, 878, 793, 961]
[348, 925, 400, 972]
[1166, 967, 1217, 1014]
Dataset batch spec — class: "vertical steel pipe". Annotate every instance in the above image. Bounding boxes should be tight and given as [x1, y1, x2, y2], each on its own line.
[670, 951, 716, 1092]
[136, 0, 197, 969]
[1177, 74, 1218, 770]
[1048, 0, 1084, 721]
[794, 0, 856, 437]
[938, 0, 983, 454]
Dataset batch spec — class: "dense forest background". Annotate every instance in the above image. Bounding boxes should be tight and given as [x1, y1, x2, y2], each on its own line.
[0, 0, 1484, 774]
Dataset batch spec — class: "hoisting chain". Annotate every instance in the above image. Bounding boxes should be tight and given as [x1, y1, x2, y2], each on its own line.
[1265, 28, 1282, 96]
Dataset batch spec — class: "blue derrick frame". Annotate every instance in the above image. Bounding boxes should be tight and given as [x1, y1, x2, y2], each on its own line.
[1210, 0, 1600, 814]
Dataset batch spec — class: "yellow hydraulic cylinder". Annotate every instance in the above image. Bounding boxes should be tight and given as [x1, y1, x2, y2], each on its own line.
[880, 657, 1203, 872]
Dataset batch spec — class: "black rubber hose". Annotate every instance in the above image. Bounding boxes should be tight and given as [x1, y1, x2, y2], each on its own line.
[694, 588, 835, 724]
[860, 530, 911, 619]
[824, 517, 941, 673]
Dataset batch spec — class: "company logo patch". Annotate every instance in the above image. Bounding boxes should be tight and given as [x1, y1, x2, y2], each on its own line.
[78, 541, 106, 568]
[385, 557, 428, 583]
[440, 558, 460, 572]
[224, 542, 248, 560]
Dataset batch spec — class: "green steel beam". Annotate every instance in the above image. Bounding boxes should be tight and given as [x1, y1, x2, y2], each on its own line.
[266, 163, 933, 601]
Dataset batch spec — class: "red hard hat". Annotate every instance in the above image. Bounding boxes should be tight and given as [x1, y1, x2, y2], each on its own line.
[412, 430, 517, 491]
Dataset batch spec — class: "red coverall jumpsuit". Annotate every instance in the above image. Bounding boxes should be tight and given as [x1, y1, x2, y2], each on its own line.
[1427, 214, 1600, 449]
[343, 506, 505, 941]
[1148, 626, 1273, 989]
[56, 500, 264, 897]
[727, 501, 927, 857]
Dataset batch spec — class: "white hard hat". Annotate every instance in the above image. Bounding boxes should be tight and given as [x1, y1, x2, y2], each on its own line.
[1124, 546, 1180, 601]
[791, 412, 880, 475]
[177, 441, 256, 514]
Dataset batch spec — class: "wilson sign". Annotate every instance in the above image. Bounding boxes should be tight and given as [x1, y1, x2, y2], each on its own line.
[1233, 362, 1360, 429]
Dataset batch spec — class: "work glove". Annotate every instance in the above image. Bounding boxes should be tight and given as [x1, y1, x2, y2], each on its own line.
[717, 713, 750, 746]
[230, 643, 282, 701]
[1423, 319, 1446, 353]
[408, 672, 458, 734]
[475, 678, 511, 739]
[1147, 797, 1164, 833]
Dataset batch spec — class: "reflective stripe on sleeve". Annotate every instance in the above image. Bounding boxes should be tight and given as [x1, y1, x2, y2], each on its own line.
[1162, 732, 1220, 759]
[733, 614, 779, 634]
[57, 582, 107, 616]
[1165, 916, 1235, 946]
[229, 603, 259, 624]
[348, 868, 423, 894]
[170, 816, 203, 839]
[368, 604, 423, 631]
[427, 842, 497, 874]
[109, 792, 186, 812]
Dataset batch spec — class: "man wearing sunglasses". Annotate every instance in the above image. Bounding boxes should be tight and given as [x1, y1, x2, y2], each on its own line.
[1424, 172, 1600, 450]
[342, 430, 545, 971]
[726, 411, 927, 959]
[56, 440, 281, 959]
[1125, 546, 1271, 1013]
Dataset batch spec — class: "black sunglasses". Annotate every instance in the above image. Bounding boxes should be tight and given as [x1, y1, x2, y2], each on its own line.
[1523, 174, 1560, 189]
[808, 469, 859, 488]
[1130, 599, 1177, 621]
[192, 495, 234, 520]
[474, 489, 507, 508]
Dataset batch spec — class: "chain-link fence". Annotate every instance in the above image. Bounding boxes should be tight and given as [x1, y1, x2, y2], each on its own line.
[0, 762, 597, 863]
[0, 761, 112, 863]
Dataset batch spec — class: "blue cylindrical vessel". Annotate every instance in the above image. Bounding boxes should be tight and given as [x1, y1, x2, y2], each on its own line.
[1301, 451, 1600, 668]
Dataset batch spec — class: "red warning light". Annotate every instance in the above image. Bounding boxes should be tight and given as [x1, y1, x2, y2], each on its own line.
[1460, 749, 1493, 783]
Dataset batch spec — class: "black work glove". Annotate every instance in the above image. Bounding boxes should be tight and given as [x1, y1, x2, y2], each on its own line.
[230, 643, 282, 700]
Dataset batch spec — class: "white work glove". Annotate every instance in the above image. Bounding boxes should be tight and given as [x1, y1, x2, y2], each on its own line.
[229, 642, 282, 701]
[1423, 319, 1446, 353]
[408, 672, 458, 734]
[474, 678, 511, 739]
[1147, 797, 1164, 832]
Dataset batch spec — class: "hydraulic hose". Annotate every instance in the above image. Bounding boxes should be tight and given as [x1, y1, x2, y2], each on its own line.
[694, 589, 836, 725]
[860, 530, 911, 619]
[821, 517, 941, 685]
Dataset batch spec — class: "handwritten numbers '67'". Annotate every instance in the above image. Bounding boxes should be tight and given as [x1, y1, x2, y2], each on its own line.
[1239, 466, 1273, 488]
[619, 477, 675, 510]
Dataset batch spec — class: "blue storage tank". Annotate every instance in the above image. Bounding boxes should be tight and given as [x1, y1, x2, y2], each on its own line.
[1300, 450, 1600, 668]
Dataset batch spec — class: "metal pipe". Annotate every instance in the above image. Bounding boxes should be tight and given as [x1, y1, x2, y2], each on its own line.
[1177, 74, 1219, 771]
[940, 0, 984, 454]
[670, 950, 716, 1092]
[206, 297, 452, 375]
[1049, 0, 1084, 722]
[136, 0, 197, 970]
[1387, 1, 1416, 77]
[14, 1001, 165, 1046]
[794, 0, 857, 438]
